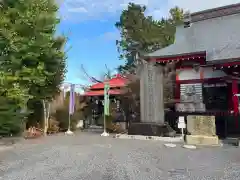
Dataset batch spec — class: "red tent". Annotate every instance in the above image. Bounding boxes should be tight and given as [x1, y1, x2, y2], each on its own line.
[83, 74, 128, 96]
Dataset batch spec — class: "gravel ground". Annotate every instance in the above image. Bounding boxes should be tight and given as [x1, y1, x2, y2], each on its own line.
[0, 132, 240, 180]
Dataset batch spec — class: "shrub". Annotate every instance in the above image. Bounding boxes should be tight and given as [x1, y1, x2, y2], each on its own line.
[53, 92, 86, 131]
[0, 97, 26, 137]
[48, 117, 60, 133]
[54, 106, 82, 131]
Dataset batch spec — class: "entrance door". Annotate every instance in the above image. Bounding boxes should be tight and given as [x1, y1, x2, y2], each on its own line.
[202, 84, 228, 111]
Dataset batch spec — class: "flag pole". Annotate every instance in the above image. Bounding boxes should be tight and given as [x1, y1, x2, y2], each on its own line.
[65, 112, 73, 135]
[101, 81, 109, 137]
[65, 83, 74, 135]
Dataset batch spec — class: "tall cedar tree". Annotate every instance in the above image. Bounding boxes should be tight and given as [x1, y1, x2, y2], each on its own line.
[116, 3, 183, 73]
[0, 0, 66, 134]
[115, 3, 184, 119]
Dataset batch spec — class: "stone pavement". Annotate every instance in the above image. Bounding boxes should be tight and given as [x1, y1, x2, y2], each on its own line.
[0, 132, 240, 180]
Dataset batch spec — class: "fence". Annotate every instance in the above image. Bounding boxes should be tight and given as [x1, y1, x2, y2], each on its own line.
[165, 111, 240, 138]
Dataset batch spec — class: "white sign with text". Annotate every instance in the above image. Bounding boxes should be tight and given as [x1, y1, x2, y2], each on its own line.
[178, 116, 186, 137]
[178, 116, 186, 129]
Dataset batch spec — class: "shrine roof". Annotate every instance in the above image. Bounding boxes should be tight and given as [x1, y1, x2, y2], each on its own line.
[89, 74, 128, 90]
[145, 3, 240, 62]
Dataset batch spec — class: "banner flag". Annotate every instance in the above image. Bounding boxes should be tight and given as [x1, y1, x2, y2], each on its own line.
[69, 84, 75, 115]
[104, 82, 110, 115]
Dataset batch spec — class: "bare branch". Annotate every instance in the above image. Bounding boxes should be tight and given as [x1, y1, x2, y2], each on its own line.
[80, 64, 101, 83]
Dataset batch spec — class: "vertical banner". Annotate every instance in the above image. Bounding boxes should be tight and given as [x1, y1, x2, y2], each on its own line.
[69, 84, 75, 115]
[104, 82, 110, 115]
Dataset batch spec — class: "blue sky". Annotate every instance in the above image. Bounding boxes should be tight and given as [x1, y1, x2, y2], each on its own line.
[58, 0, 240, 90]
[58, 19, 121, 85]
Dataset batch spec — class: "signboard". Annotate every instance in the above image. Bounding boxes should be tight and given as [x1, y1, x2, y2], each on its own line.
[178, 116, 186, 129]
[104, 82, 110, 115]
[185, 85, 196, 96]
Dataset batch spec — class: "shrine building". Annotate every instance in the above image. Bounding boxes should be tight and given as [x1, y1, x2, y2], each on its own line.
[83, 74, 128, 127]
[141, 3, 240, 136]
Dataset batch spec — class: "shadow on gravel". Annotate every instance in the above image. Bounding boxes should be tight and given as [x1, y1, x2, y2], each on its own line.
[220, 138, 240, 147]
[0, 137, 22, 146]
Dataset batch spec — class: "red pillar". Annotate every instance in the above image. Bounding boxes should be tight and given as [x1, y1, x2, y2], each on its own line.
[228, 83, 233, 112]
[232, 80, 239, 127]
[175, 82, 180, 100]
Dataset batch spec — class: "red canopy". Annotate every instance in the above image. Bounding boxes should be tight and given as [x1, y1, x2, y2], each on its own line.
[89, 74, 128, 90]
[83, 89, 123, 96]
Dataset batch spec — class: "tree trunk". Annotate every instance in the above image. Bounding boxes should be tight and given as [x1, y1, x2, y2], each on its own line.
[42, 100, 50, 136]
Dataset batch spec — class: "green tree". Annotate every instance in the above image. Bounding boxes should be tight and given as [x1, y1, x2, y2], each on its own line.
[116, 3, 184, 124]
[116, 3, 184, 73]
[0, 0, 66, 135]
[0, 0, 31, 136]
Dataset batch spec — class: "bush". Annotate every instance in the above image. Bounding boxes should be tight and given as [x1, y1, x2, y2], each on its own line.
[54, 107, 82, 131]
[53, 92, 86, 131]
[48, 117, 60, 133]
[55, 107, 69, 131]
[26, 99, 43, 129]
[0, 97, 26, 137]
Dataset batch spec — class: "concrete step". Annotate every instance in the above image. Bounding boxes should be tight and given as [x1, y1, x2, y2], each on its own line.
[221, 138, 239, 147]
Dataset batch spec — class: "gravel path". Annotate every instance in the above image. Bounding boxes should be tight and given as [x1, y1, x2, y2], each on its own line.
[0, 132, 240, 180]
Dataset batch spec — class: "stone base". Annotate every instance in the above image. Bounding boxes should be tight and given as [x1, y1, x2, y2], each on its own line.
[128, 123, 176, 137]
[115, 134, 183, 142]
[186, 135, 219, 145]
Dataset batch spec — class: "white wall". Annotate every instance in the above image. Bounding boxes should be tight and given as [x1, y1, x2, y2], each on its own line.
[177, 69, 200, 80]
[177, 67, 227, 80]
[203, 67, 226, 79]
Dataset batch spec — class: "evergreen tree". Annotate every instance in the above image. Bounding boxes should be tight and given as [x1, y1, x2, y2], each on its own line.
[116, 4, 184, 73]
[116, 4, 184, 123]
[0, 0, 66, 135]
